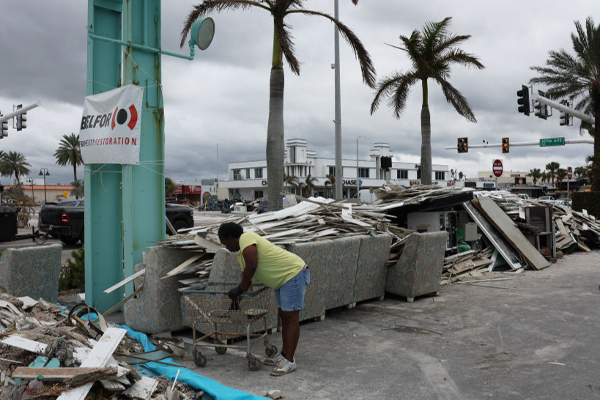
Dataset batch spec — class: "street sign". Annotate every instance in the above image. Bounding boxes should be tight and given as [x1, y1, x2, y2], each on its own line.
[493, 159, 503, 177]
[567, 166, 572, 180]
[539, 137, 565, 147]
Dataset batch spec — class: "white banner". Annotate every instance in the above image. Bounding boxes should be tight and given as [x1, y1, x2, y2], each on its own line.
[79, 85, 144, 165]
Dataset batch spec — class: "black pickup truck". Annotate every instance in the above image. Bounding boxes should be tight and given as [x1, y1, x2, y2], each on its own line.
[38, 200, 194, 245]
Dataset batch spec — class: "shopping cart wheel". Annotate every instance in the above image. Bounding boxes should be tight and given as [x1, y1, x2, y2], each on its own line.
[265, 344, 278, 358]
[215, 345, 227, 355]
[247, 356, 262, 371]
[194, 352, 207, 367]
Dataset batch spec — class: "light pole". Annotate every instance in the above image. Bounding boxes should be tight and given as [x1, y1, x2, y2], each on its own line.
[356, 135, 365, 197]
[28, 179, 35, 205]
[39, 168, 49, 204]
[333, 0, 342, 200]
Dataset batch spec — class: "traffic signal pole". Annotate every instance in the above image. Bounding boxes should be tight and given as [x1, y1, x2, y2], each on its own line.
[0, 101, 41, 123]
[533, 92, 594, 126]
[445, 138, 593, 151]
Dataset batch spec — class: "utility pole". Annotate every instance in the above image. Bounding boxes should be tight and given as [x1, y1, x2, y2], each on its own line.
[333, 0, 342, 199]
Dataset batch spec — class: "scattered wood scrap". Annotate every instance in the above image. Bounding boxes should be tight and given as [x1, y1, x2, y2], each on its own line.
[0, 287, 203, 400]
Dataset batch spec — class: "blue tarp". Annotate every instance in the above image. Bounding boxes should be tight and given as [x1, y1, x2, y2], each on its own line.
[71, 310, 266, 400]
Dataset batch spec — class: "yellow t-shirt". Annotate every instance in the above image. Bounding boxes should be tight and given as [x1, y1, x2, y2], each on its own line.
[237, 232, 305, 289]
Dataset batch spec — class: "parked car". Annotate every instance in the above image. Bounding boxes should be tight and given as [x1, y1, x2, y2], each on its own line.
[38, 200, 194, 245]
[538, 196, 554, 202]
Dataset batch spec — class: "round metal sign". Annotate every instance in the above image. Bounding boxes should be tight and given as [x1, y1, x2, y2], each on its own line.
[493, 159, 503, 178]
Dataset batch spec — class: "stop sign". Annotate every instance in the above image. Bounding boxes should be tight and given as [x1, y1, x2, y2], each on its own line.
[567, 166, 573, 180]
[493, 159, 503, 177]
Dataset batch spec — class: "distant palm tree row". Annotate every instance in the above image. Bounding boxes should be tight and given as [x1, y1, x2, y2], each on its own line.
[529, 159, 593, 187]
[0, 133, 82, 200]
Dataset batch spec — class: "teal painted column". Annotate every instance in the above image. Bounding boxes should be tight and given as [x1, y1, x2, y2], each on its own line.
[85, 0, 124, 311]
[85, 0, 165, 312]
[122, 0, 165, 293]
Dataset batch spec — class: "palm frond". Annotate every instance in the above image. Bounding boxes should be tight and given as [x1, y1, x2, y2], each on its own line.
[288, 9, 375, 87]
[436, 78, 477, 122]
[180, 0, 269, 48]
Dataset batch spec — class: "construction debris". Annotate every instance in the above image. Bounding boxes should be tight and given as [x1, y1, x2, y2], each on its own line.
[0, 287, 203, 400]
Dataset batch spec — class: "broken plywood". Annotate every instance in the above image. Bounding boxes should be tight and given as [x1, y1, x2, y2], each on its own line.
[476, 197, 550, 270]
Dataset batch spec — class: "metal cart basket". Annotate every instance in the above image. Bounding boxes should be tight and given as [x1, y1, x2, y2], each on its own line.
[185, 282, 278, 370]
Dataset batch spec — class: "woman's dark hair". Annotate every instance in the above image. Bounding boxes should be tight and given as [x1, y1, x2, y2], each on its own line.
[218, 222, 244, 241]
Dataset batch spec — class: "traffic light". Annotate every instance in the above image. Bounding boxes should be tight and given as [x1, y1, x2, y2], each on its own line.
[517, 85, 530, 116]
[559, 111, 570, 126]
[457, 137, 468, 153]
[1, 120, 7, 138]
[533, 90, 548, 120]
[16, 104, 27, 131]
[502, 137, 510, 154]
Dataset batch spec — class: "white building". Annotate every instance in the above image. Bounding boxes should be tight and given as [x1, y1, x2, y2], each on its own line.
[219, 139, 451, 201]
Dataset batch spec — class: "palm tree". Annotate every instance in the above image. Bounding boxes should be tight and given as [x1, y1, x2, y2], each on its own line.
[54, 133, 82, 182]
[529, 168, 542, 184]
[530, 17, 600, 191]
[556, 168, 567, 186]
[0, 151, 31, 189]
[574, 166, 587, 178]
[283, 173, 299, 193]
[370, 17, 484, 185]
[181, 0, 375, 211]
[324, 173, 335, 198]
[304, 174, 318, 197]
[458, 171, 464, 180]
[545, 162, 560, 187]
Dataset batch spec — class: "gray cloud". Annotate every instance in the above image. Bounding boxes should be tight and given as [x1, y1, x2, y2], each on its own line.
[0, 0, 596, 187]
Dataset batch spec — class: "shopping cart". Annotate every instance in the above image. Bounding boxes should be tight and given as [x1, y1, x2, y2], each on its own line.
[185, 282, 278, 371]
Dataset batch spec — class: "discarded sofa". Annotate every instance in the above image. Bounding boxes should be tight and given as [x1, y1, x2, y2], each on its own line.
[0, 244, 62, 303]
[124, 247, 199, 334]
[385, 231, 448, 302]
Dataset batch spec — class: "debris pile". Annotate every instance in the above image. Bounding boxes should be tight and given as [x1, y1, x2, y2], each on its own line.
[155, 196, 409, 285]
[0, 287, 202, 400]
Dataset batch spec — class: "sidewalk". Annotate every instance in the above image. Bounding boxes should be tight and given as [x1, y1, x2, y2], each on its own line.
[156, 250, 600, 400]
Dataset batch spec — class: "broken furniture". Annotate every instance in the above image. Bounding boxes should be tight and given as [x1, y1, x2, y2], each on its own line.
[123, 247, 200, 334]
[0, 244, 62, 303]
[385, 231, 448, 302]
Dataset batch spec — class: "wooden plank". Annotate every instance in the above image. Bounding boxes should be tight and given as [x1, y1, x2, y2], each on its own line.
[57, 327, 126, 400]
[1, 336, 48, 354]
[476, 197, 550, 270]
[12, 367, 117, 381]
[193, 235, 223, 253]
[104, 268, 146, 294]
[100, 380, 126, 391]
[121, 376, 159, 400]
[462, 201, 523, 270]
[163, 254, 204, 278]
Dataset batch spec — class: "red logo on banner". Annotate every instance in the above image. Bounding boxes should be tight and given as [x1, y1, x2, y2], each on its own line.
[111, 105, 138, 130]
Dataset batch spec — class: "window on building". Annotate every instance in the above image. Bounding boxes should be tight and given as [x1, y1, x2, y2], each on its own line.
[233, 169, 241, 181]
[358, 168, 370, 178]
[245, 169, 251, 179]
[397, 169, 408, 179]
[255, 168, 263, 179]
[435, 171, 445, 180]
[254, 190, 264, 199]
[328, 166, 335, 176]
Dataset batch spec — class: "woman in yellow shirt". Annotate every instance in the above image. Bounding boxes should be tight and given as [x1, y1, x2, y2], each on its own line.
[218, 222, 310, 376]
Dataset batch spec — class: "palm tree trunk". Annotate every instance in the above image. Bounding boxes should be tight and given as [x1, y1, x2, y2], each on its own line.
[593, 103, 600, 192]
[267, 66, 285, 211]
[421, 79, 432, 185]
[73, 164, 78, 183]
[420, 107, 432, 185]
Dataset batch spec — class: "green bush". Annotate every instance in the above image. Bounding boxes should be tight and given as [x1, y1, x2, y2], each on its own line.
[59, 246, 85, 291]
[571, 192, 600, 218]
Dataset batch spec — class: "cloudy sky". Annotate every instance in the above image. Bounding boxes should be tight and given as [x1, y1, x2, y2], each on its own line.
[0, 0, 596, 186]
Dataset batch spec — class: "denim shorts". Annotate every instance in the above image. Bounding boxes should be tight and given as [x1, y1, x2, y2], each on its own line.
[275, 267, 310, 312]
